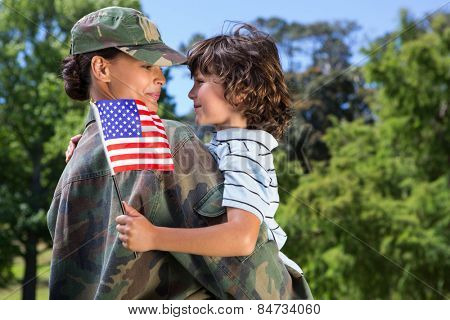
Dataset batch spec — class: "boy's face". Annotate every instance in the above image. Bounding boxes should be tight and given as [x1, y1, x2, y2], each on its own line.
[104, 53, 166, 112]
[188, 72, 246, 129]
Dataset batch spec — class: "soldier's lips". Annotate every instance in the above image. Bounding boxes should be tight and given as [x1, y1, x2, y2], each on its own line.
[146, 93, 160, 101]
[194, 105, 201, 109]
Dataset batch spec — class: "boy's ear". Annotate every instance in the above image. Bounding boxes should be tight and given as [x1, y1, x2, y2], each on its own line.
[91, 56, 111, 83]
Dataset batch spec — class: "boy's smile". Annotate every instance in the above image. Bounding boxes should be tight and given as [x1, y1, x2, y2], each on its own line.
[188, 72, 246, 130]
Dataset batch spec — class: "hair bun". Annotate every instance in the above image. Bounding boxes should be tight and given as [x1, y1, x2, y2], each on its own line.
[61, 55, 90, 101]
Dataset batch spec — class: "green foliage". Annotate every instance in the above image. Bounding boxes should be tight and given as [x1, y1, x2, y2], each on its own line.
[277, 12, 450, 299]
[363, 12, 450, 180]
[255, 17, 372, 167]
[158, 69, 178, 120]
[279, 121, 449, 299]
[255, 17, 360, 72]
[272, 149, 304, 204]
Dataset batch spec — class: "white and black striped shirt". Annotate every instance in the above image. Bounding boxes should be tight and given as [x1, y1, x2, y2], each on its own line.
[207, 128, 288, 249]
[207, 128, 303, 273]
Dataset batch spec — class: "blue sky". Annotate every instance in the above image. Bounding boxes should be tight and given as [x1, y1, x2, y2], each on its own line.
[141, 0, 448, 116]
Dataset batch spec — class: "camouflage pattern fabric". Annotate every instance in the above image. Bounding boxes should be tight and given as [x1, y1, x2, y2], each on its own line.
[47, 106, 313, 299]
[70, 6, 186, 66]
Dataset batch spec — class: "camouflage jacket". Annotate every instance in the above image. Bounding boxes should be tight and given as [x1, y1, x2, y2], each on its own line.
[47, 106, 313, 300]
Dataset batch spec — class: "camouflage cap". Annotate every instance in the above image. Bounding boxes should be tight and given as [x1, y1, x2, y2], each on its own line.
[70, 6, 186, 66]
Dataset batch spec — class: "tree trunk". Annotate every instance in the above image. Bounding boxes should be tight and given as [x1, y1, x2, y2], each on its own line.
[22, 156, 42, 300]
[22, 232, 37, 300]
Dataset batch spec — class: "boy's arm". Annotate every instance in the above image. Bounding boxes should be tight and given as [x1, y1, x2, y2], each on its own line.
[117, 202, 260, 257]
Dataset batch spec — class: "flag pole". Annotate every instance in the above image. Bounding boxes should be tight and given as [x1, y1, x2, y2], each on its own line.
[112, 175, 138, 259]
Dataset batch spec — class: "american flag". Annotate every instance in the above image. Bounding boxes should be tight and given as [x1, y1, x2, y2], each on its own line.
[92, 99, 174, 174]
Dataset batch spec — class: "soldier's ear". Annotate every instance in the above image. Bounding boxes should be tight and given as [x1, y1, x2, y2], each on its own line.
[91, 56, 111, 83]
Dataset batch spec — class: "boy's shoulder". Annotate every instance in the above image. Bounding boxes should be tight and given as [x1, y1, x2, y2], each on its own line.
[215, 128, 278, 153]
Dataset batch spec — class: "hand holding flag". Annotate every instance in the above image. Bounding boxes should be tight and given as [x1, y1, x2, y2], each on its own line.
[91, 99, 174, 258]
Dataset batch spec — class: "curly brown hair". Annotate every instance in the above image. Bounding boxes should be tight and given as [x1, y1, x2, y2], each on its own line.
[187, 23, 293, 140]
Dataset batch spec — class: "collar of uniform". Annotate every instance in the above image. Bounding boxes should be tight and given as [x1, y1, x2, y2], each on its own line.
[215, 128, 278, 151]
[84, 103, 97, 128]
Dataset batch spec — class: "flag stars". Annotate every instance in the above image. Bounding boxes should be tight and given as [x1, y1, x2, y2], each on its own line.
[96, 99, 150, 141]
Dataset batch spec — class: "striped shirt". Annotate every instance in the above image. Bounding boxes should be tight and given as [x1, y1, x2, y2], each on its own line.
[207, 128, 302, 273]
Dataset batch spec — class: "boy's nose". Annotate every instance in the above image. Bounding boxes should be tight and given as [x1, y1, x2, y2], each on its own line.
[188, 86, 196, 100]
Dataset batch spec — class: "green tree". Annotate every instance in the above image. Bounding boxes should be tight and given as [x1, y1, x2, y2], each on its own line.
[363, 9, 449, 181]
[277, 11, 449, 299]
[255, 18, 359, 72]
[255, 18, 372, 170]
[159, 69, 178, 120]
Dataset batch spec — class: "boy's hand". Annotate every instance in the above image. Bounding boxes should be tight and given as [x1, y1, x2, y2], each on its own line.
[65, 134, 82, 163]
[115, 201, 157, 252]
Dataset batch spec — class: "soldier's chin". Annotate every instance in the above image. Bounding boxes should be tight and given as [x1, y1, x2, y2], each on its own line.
[144, 100, 158, 113]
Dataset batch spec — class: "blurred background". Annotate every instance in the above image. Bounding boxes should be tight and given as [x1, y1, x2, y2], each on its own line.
[0, 0, 448, 299]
